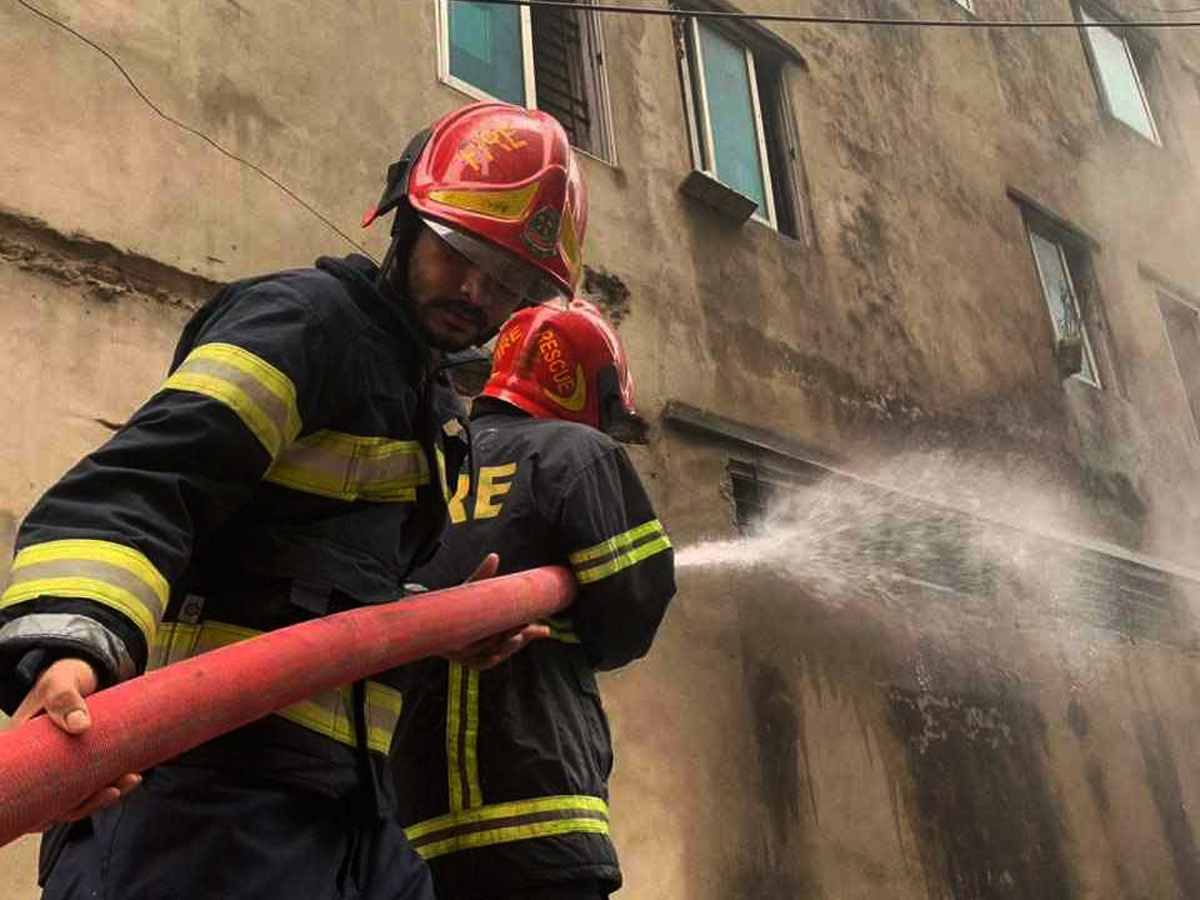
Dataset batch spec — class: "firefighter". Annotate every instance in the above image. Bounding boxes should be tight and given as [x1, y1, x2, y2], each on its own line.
[0, 102, 587, 900]
[395, 300, 677, 900]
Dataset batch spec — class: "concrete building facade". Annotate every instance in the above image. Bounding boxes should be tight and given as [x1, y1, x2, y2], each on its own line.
[4, 0, 1200, 897]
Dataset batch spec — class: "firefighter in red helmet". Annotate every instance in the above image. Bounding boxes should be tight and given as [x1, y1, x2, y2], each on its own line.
[0, 102, 586, 900]
[396, 300, 677, 900]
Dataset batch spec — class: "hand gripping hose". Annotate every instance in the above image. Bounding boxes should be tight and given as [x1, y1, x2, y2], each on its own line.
[0, 566, 575, 847]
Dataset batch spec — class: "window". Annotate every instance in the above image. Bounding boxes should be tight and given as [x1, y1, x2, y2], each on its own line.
[1011, 195, 1109, 387]
[1078, 5, 1160, 143]
[676, 13, 807, 238]
[1158, 290, 1200, 439]
[1026, 225, 1102, 387]
[728, 459, 777, 534]
[437, 0, 615, 160]
[726, 457, 824, 534]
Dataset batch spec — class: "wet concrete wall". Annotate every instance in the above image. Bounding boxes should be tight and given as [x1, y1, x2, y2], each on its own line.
[4, 0, 1200, 897]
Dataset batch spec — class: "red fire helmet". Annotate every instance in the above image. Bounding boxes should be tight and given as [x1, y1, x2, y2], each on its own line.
[482, 300, 646, 442]
[363, 102, 587, 303]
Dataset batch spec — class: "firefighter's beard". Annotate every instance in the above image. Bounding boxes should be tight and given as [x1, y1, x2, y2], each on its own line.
[400, 237, 498, 352]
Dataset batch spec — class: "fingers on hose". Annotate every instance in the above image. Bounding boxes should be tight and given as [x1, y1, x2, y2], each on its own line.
[57, 774, 142, 824]
[465, 553, 500, 583]
[470, 625, 550, 670]
[42, 683, 93, 735]
[520, 624, 552, 644]
[13, 659, 98, 733]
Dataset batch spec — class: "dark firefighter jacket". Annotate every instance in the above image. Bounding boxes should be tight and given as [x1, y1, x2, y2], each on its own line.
[395, 401, 676, 899]
[0, 253, 466, 806]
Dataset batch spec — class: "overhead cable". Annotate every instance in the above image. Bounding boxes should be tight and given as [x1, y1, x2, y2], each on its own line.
[14, 0, 375, 260]
[460, 0, 1200, 28]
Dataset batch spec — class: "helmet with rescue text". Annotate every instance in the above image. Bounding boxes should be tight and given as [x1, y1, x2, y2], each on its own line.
[481, 299, 647, 443]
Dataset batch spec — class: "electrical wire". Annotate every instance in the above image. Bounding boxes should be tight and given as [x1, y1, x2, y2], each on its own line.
[14, 0, 1200, 267]
[14, 0, 376, 261]
[461, 0, 1200, 28]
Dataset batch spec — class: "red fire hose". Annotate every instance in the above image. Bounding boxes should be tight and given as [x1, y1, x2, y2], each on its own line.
[0, 566, 575, 847]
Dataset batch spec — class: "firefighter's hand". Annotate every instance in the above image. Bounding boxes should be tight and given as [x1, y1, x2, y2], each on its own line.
[464, 552, 500, 583]
[443, 553, 551, 669]
[443, 624, 551, 670]
[9, 658, 141, 827]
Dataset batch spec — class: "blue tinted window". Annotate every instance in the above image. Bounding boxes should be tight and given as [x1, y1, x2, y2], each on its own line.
[698, 23, 766, 211]
[449, 1, 524, 105]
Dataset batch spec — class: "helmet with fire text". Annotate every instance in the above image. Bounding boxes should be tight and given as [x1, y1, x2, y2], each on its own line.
[482, 299, 647, 443]
[362, 102, 587, 305]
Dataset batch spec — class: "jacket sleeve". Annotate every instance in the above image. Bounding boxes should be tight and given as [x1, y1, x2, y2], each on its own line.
[554, 446, 675, 671]
[0, 277, 337, 709]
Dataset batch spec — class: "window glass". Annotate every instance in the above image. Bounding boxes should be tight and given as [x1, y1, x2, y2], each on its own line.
[1030, 231, 1097, 383]
[698, 23, 766, 211]
[449, 0, 525, 105]
[1082, 11, 1157, 141]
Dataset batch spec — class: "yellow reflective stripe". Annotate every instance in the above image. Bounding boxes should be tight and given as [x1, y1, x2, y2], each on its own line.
[435, 446, 450, 503]
[406, 795, 609, 860]
[574, 536, 672, 585]
[407, 795, 608, 840]
[427, 183, 538, 221]
[465, 667, 481, 808]
[568, 520, 672, 585]
[266, 431, 429, 501]
[569, 520, 665, 565]
[447, 663, 464, 811]
[277, 679, 400, 755]
[446, 662, 482, 811]
[365, 682, 405, 753]
[0, 540, 169, 643]
[146, 620, 401, 754]
[417, 818, 609, 860]
[163, 343, 300, 459]
[148, 620, 258, 669]
[543, 618, 580, 644]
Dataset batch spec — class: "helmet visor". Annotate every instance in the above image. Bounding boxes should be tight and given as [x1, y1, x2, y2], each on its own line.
[423, 218, 564, 306]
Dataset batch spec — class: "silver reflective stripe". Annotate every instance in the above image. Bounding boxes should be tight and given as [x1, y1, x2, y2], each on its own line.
[162, 343, 301, 459]
[266, 431, 430, 501]
[0, 613, 136, 681]
[0, 540, 169, 645]
[4, 559, 166, 625]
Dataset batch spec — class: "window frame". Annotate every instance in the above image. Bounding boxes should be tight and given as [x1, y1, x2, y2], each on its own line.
[436, 0, 536, 107]
[1025, 225, 1102, 388]
[1076, 3, 1161, 145]
[434, 0, 617, 163]
[680, 17, 779, 229]
[1155, 286, 1200, 442]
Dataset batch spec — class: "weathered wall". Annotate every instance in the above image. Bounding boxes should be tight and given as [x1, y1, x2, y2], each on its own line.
[4, 0, 1200, 898]
[0, 214, 206, 896]
[592, 1, 1200, 896]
